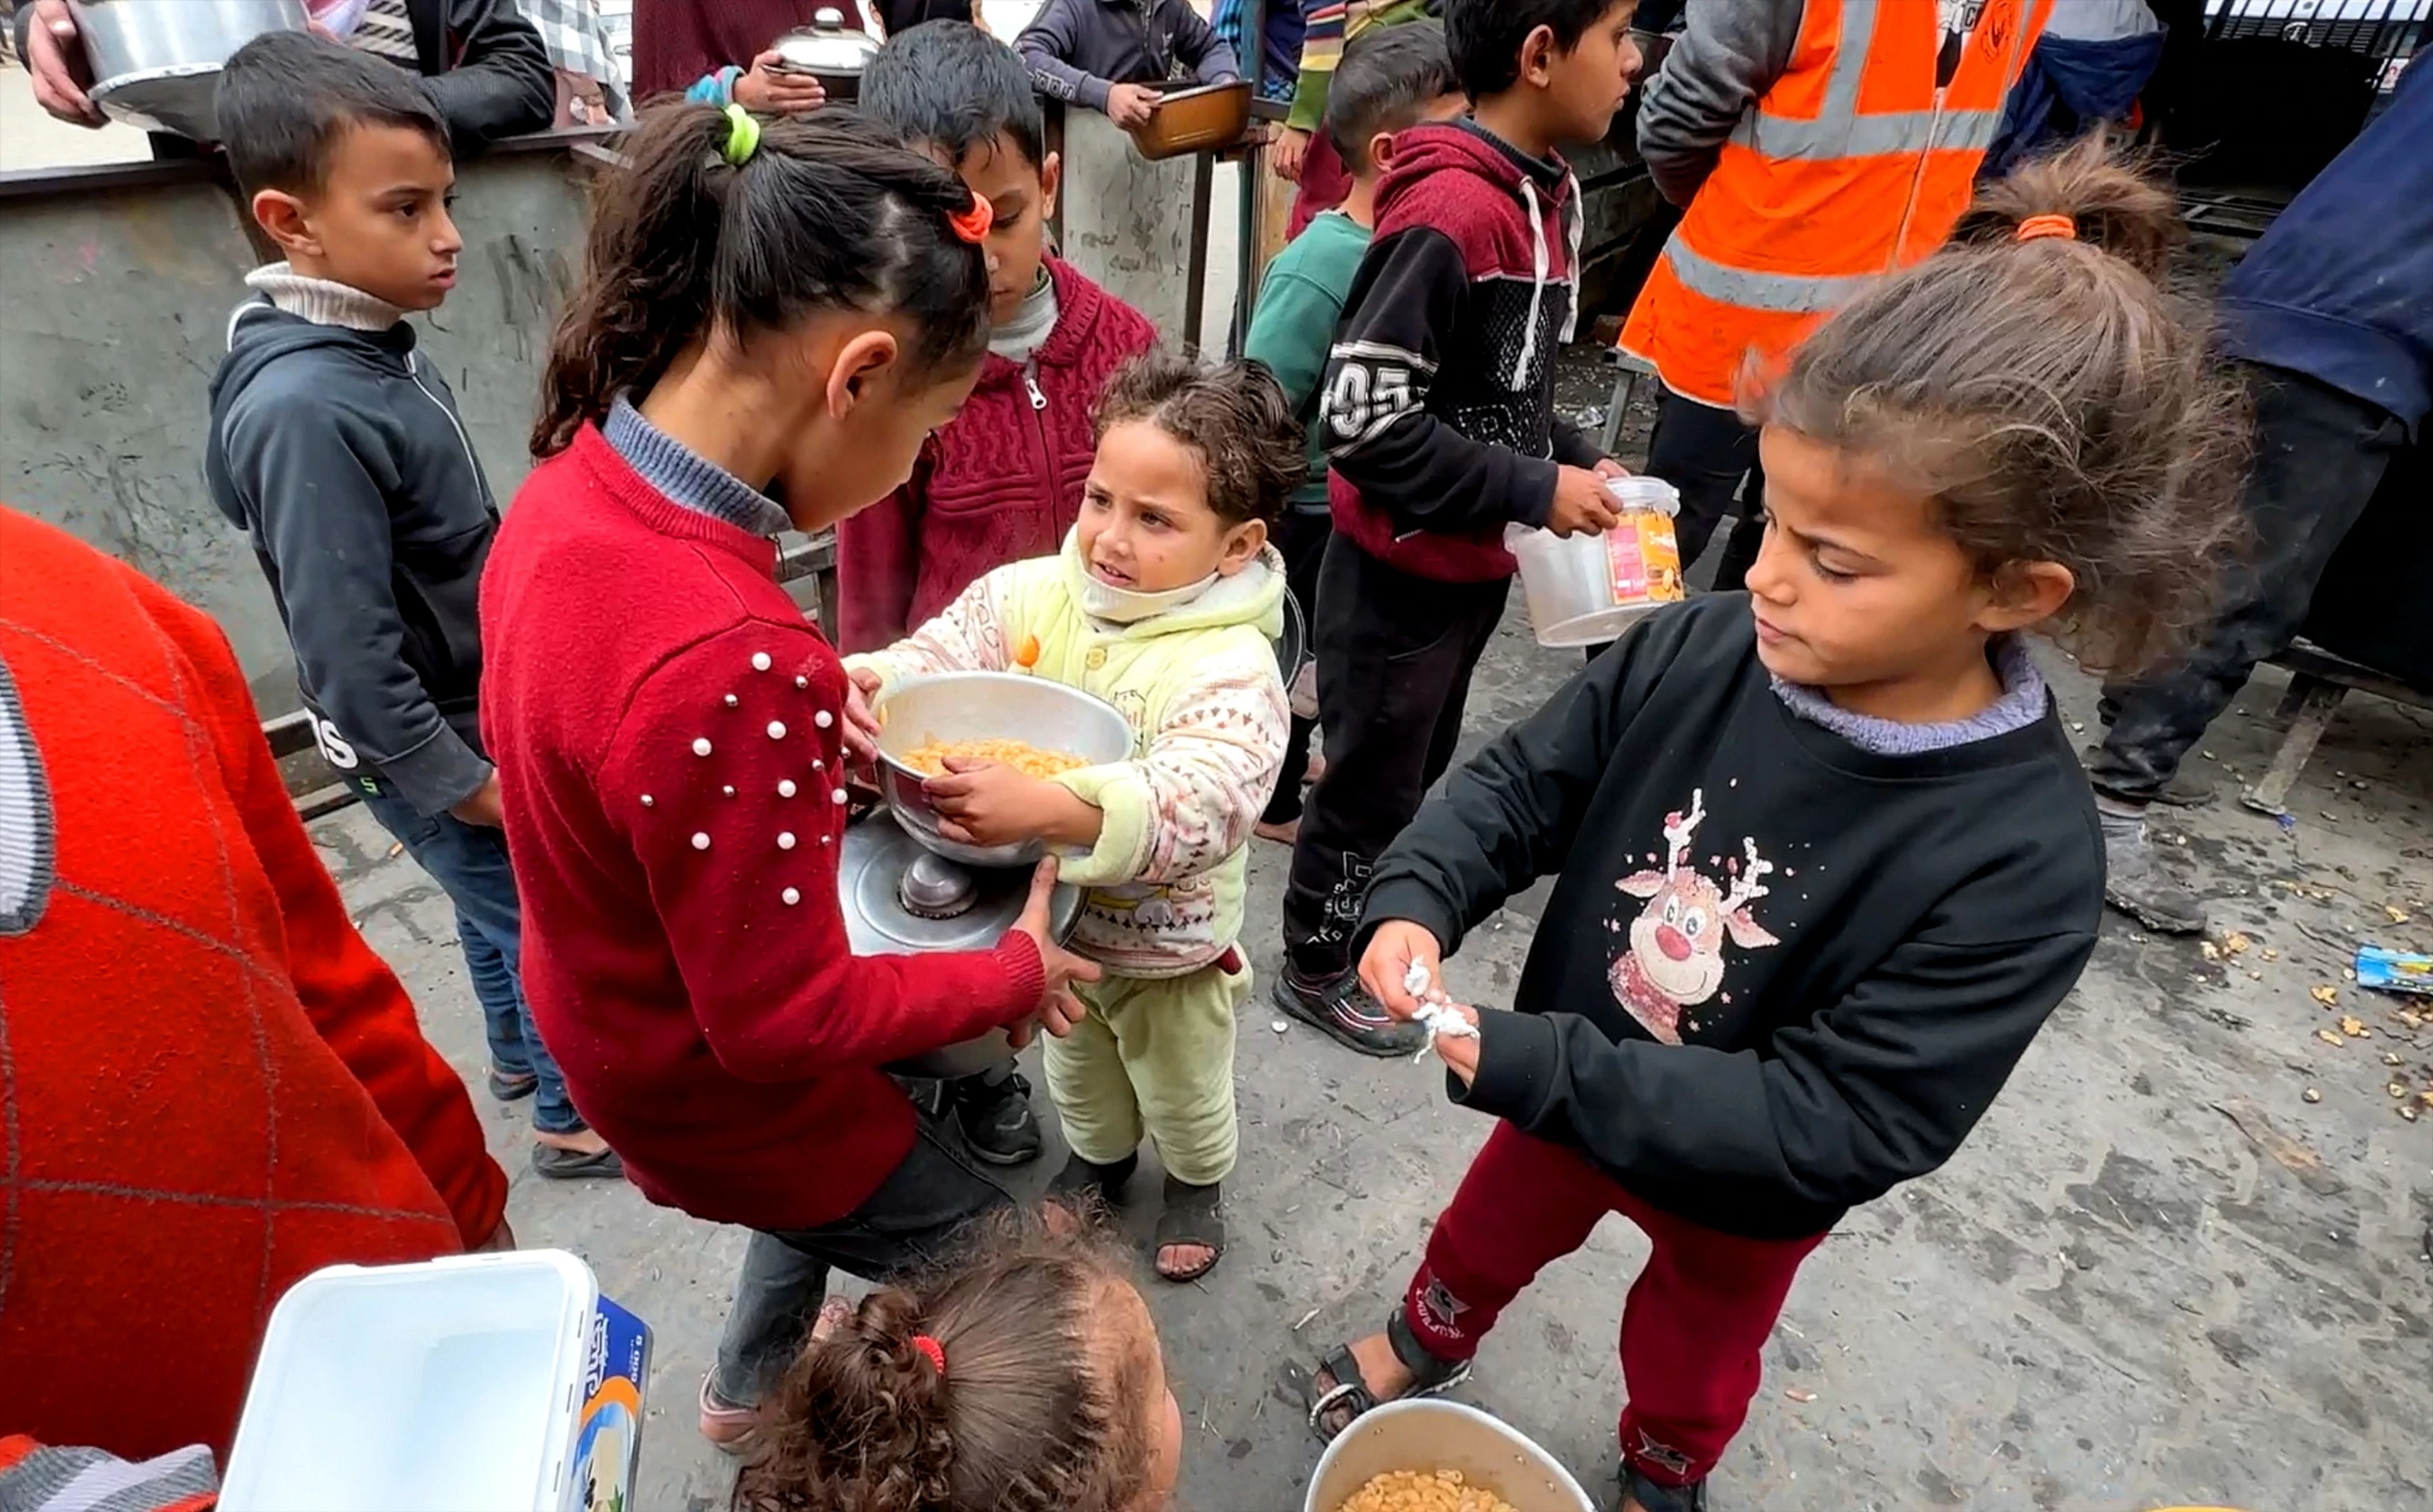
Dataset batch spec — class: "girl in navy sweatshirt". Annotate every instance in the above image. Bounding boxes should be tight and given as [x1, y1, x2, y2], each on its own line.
[1300, 140, 2250, 1512]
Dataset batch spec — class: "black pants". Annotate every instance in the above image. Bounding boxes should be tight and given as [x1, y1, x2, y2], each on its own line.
[710, 1114, 1010, 1407]
[1264, 505, 1332, 826]
[2088, 364, 2407, 806]
[1283, 536, 1509, 980]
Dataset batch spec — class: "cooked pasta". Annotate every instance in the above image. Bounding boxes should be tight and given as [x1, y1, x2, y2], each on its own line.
[902, 737, 1089, 780]
[1335, 1469, 1519, 1512]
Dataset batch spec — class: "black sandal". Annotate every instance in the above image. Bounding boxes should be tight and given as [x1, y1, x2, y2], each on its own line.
[1305, 1308, 1472, 1441]
[1048, 1151, 1139, 1210]
[1153, 1176, 1224, 1283]
[486, 1064, 538, 1103]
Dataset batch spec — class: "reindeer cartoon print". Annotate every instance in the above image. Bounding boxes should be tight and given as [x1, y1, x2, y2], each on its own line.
[1611, 789, 1778, 1044]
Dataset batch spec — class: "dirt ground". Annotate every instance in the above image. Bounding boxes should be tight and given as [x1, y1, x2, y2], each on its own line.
[320, 348, 2433, 1508]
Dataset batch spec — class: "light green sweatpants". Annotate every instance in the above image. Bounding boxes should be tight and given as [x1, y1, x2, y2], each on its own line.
[1044, 954, 1249, 1186]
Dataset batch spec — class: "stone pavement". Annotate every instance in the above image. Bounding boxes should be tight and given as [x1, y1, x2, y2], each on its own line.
[318, 606, 2433, 1512]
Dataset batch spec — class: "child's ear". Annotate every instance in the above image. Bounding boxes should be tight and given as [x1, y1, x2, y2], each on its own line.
[1520, 24, 1559, 86]
[826, 329, 902, 417]
[1367, 130, 1396, 173]
[1039, 150, 1063, 223]
[1218, 518, 1269, 575]
[250, 189, 319, 257]
[1978, 560, 2076, 634]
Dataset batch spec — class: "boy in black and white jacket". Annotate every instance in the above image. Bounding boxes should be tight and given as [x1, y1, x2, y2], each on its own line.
[1274, 0, 1643, 1053]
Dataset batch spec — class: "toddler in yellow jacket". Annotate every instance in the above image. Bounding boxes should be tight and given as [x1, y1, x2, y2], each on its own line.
[849, 352, 1297, 1282]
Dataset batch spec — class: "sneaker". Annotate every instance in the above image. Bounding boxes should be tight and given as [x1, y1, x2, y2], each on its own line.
[2103, 821, 2206, 935]
[1273, 969, 1427, 1058]
[698, 1374, 758, 1454]
[950, 1069, 1043, 1167]
[1614, 1470, 1708, 1512]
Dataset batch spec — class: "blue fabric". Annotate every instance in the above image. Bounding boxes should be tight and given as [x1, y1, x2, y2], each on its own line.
[1212, 0, 1303, 98]
[2215, 53, 2433, 436]
[359, 781, 584, 1136]
[1982, 30, 2164, 177]
[686, 65, 741, 108]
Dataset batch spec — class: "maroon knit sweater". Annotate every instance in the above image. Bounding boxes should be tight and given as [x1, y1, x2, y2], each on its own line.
[631, 0, 870, 104]
[834, 257, 1156, 652]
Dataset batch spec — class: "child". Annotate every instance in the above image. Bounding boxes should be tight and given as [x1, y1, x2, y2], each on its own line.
[479, 104, 1099, 1447]
[202, 32, 616, 1181]
[733, 1210, 1182, 1512]
[1276, 0, 1640, 1055]
[1016, 0, 1241, 128]
[848, 19, 1160, 1165]
[1301, 143, 2245, 1512]
[1274, 0, 1443, 238]
[847, 352, 1296, 1283]
[1243, 19, 1464, 845]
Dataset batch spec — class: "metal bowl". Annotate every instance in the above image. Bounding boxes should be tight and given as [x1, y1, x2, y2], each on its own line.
[871, 672, 1136, 867]
[1131, 78, 1253, 161]
[74, 0, 308, 141]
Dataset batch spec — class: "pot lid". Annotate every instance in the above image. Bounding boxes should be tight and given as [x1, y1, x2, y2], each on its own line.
[771, 9, 879, 74]
[839, 809, 1080, 954]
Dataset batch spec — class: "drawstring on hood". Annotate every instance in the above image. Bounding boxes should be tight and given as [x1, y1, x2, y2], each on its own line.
[1514, 180, 1550, 389]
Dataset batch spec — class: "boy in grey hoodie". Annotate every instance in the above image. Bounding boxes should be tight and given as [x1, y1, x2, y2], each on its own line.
[204, 32, 616, 1179]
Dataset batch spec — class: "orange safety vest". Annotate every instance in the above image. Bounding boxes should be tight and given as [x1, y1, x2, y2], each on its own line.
[1621, 0, 2051, 407]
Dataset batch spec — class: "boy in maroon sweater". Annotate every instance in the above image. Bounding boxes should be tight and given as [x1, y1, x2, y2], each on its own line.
[843, 21, 1157, 659]
[845, 21, 1156, 1162]
[1277, 0, 1642, 1054]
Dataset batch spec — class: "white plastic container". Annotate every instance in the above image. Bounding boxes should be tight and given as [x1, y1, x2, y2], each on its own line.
[222, 1251, 600, 1512]
[1304, 1400, 1596, 1512]
[1506, 476, 1686, 649]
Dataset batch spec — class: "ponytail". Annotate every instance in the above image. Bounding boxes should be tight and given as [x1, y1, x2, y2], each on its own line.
[534, 104, 992, 459]
[734, 1211, 1158, 1512]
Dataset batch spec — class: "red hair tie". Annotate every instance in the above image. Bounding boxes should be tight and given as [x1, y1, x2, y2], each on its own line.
[910, 1334, 947, 1378]
[946, 192, 994, 245]
[2015, 213, 2077, 243]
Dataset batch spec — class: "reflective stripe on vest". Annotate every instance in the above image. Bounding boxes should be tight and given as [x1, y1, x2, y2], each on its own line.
[1658, 236, 1880, 316]
[1726, 0, 2014, 162]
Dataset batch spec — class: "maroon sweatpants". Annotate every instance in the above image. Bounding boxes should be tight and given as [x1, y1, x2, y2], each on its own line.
[1401, 1125, 1830, 1489]
[1288, 129, 1355, 240]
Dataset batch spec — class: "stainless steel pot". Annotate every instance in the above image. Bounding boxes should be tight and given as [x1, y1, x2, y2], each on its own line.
[769, 6, 879, 101]
[71, 0, 310, 141]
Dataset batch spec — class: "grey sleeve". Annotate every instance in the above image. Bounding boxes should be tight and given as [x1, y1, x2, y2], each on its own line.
[227, 405, 491, 815]
[1016, 0, 1114, 112]
[1635, 0, 1805, 207]
[1170, 2, 1241, 84]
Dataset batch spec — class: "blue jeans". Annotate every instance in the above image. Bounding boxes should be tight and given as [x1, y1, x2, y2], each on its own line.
[357, 779, 584, 1136]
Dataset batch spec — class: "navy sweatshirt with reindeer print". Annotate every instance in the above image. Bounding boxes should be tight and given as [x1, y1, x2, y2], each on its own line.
[1358, 595, 2103, 1240]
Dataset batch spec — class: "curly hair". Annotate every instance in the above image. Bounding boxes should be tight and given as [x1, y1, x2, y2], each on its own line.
[1093, 349, 1308, 528]
[1746, 134, 2251, 676]
[732, 1210, 1160, 1512]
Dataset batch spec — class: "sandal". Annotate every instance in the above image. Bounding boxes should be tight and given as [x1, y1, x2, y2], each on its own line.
[1153, 1175, 1224, 1283]
[1047, 1150, 1138, 1210]
[486, 1064, 538, 1103]
[1305, 1309, 1472, 1441]
[1616, 1468, 1708, 1512]
[531, 1141, 625, 1180]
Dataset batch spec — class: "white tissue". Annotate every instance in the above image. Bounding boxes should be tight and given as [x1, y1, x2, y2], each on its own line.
[1403, 961, 1479, 1064]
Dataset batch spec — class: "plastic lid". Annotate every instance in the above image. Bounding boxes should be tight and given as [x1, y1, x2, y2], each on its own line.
[1602, 475, 1681, 516]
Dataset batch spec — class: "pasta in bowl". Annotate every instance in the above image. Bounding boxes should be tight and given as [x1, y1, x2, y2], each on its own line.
[870, 672, 1134, 867]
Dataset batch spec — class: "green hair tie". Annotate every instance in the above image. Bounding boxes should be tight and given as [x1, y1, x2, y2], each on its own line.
[722, 102, 761, 166]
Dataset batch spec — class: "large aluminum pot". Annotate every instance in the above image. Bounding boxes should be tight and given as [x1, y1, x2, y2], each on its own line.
[72, 0, 310, 141]
[1304, 1400, 1594, 1512]
[870, 672, 1135, 869]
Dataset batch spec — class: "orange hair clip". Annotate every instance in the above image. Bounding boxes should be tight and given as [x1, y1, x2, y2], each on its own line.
[946, 193, 994, 245]
[2015, 213, 2077, 243]
[910, 1334, 947, 1377]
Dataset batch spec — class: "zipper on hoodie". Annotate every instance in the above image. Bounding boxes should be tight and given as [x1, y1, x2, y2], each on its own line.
[1021, 359, 1053, 527]
[406, 349, 485, 492]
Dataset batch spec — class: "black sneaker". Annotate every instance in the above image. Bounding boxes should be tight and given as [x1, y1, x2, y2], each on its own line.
[1273, 969, 1427, 1058]
[2102, 821, 2207, 935]
[1614, 1471, 1708, 1512]
[950, 1069, 1043, 1167]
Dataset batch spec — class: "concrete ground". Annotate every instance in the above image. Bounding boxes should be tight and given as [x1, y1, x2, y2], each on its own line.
[320, 466, 2433, 1512]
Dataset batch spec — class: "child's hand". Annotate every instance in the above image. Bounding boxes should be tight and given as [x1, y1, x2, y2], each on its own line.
[1107, 83, 1160, 128]
[1547, 466, 1623, 539]
[1009, 859, 1101, 1038]
[926, 759, 1064, 848]
[1593, 457, 1631, 482]
[735, 51, 828, 115]
[1273, 125, 1311, 183]
[1431, 1007, 1483, 1086]
[1361, 920, 1445, 1022]
[843, 668, 885, 764]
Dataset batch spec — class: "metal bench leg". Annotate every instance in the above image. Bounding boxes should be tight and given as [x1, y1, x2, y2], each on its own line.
[1600, 365, 1642, 457]
[2242, 674, 2347, 817]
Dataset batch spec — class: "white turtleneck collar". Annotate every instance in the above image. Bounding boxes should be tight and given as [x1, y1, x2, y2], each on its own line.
[244, 262, 410, 333]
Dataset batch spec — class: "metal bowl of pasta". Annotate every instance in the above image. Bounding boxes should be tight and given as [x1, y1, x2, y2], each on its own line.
[870, 672, 1136, 868]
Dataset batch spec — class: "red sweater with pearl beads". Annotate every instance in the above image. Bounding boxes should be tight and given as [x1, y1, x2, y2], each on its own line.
[479, 425, 1045, 1231]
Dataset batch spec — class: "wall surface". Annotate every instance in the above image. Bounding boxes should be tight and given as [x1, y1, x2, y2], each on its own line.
[0, 143, 596, 712]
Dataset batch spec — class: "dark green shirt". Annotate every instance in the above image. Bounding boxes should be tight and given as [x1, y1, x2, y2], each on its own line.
[1245, 210, 1373, 511]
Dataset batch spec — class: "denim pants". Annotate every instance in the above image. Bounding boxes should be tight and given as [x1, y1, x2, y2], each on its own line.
[2087, 364, 2408, 806]
[356, 779, 584, 1136]
[710, 1114, 1011, 1407]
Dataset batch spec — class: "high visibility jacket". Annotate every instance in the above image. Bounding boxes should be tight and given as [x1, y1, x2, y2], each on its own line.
[1623, 0, 2050, 407]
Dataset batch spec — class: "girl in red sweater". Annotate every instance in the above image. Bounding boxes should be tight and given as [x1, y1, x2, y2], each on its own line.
[479, 104, 1098, 1449]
